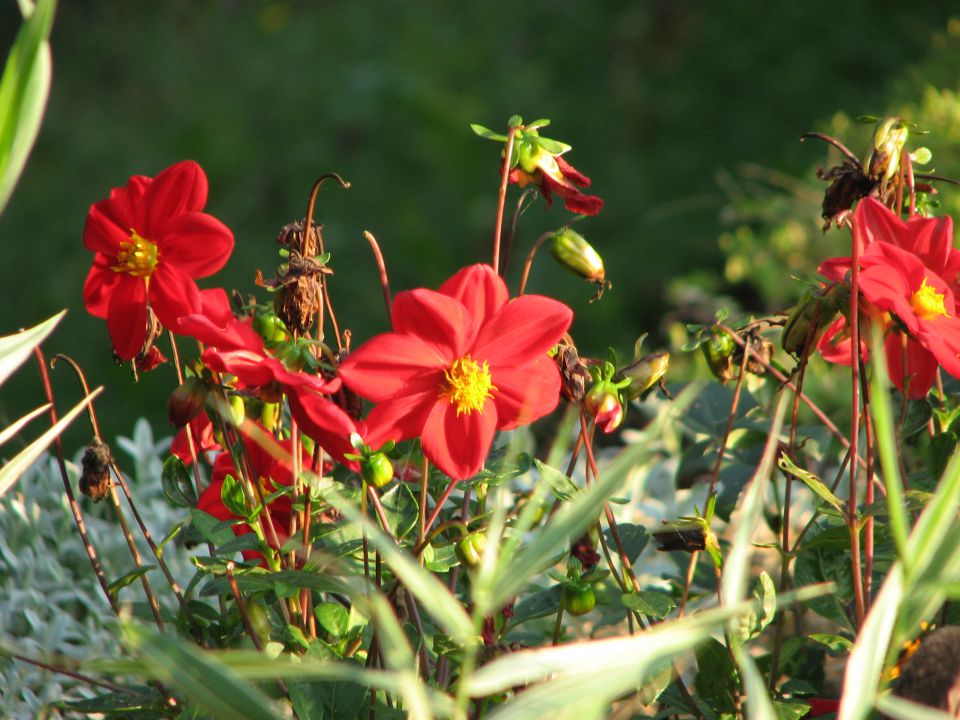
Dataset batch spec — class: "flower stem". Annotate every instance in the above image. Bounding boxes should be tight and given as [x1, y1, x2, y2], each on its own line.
[491, 126, 518, 275]
[363, 230, 392, 316]
[517, 232, 553, 296]
[32, 347, 120, 617]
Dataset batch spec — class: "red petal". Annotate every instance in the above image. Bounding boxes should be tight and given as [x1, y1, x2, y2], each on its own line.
[853, 197, 903, 254]
[339, 332, 450, 402]
[106, 278, 148, 361]
[492, 355, 562, 430]
[885, 332, 937, 399]
[159, 212, 235, 277]
[361, 391, 439, 447]
[82, 257, 121, 318]
[421, 397, 497, 481]
[555, 155, 591, 188]
[143, 160, 208, 236]
[83, 175, 152, 254]
[391, 288, 473, 356]
[905, 212, 953, 276]
[548, 178, 604, 215]
[438, 264, 508, 329]
[197, 477, 231, 520]
[177, 289, 264, 352]
[148, 264, 202, 330]
[287, 389, 359, 466]
[471, 294, 572, 369]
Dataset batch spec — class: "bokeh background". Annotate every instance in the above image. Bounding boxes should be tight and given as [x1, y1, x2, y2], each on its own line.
[2, 1, 960, 445]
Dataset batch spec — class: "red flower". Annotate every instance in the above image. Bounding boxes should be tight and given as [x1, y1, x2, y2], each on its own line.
[338, 264, 573, 480]
[171, 412, 221, 466]
[177, 288, 264, 353]
[509, 154, 604, 216]
[196, 423, 299, 563]
[83, 161, 235, 360]
[817, 198, 960, 398]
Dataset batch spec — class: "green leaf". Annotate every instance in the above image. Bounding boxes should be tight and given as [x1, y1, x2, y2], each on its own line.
[736, 571, 776, 642]
[377, 481, 419, 540]
[777, 452, 845, 514]
[288, 677, 366, 720]
[0, 402, 49, 446]
[526, 118, 551, 130]
[534, 458, 579, 501]
[603, 523, 648, 564]
[508, 586, 562, 627]
[423, 542, 458, 573]
[695, 638, 739, 713]
[621, 590, 675, 620]
[191, 508, 238, 546]
[161, 454, 197, 507]
[58, 686, 165, 715]
[507, 114, 523, 128]
[0, 386, 101, 498]
[0, 0, 55, 214]
[315, 602, 349, 638]
[470, 123, 508, 142]
[221, 473, 248, 518]
[122, 624, 279, 720]
[808, 633, 853, 654]
[531, 135, 572, 154]
[107, 566, 156, 597]
[0, 309, 63, 386]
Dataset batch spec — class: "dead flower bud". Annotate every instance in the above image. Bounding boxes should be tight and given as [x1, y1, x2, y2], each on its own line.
[79, 439, 112, 502]
[553, 339, 591, 403]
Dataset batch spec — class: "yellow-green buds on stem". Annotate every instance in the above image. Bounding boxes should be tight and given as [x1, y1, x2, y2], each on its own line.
[616, 351, 670, 401]
[583, 360, 630, 433]
[867, 116, 910, 183]
[549, 228, 608, 300]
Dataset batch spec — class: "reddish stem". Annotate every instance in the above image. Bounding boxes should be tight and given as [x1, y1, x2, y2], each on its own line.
[492, 126, 518, 275]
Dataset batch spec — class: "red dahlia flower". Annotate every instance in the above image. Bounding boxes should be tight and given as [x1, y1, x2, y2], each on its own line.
[509, 154, 604, 216]
[196, 423, 299, 563]
[82, 161, 235, 360]
[338, 264, 573, 480]
[817, 198, 960, 398]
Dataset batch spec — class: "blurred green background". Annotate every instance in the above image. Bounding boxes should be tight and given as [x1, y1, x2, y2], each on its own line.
[2, 1, 960, 445]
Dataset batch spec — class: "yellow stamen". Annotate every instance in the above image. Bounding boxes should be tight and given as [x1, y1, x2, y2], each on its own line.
[910, 277, 949, 320]
[111, 229, 158, 278]
[441, 356, 496, 416]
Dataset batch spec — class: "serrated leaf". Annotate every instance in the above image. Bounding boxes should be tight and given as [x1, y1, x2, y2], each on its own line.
[621, 590, 676, 620]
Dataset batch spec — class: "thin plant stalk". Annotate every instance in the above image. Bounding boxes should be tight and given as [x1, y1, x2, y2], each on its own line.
[32, 347, 120, 616]
[491, 125, 518, 274]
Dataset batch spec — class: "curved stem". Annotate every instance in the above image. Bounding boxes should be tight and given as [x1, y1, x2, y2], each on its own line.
[499, 186, 539, 276]
[492, 127, 518, 274]
[799, 132, 862, 167]
[363, 230, 392, 317]
[848, 215, 866, 628]
[517, 232, 553, 296]
[32, 347, 119, 617]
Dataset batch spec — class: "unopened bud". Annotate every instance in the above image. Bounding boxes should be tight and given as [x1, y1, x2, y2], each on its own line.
[549, 228, 605, 284]
[701, 330, 735, 383]
[867, 117, 909, 182]
[781, 290, 835, 357]
[516, 138, 545, 174]
[584, 383, 623, 433]
[167, 377, 209, 429]
[361, 452, 394, 489]
[79, 439, 112, 502]
[617, 352, 670, 400]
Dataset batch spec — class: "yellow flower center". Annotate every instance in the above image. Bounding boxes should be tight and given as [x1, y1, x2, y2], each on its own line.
[910, 277, 949, 320]
[112, 229, 158, 278]
[441, 356, 496, 416]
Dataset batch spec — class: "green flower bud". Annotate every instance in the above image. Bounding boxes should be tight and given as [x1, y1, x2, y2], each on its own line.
[781, 289, 835, 357]
[253, 312, 288, 345]
[618, 351, 670, 400]
[245, 601, 272, 646]
[701, 330, 735, 381]
[517, 138, 546, 174]
[361, 452, 394, 489]
[456, 531, 488, 568]
[562, 582, 596, 616]
[227, 394, 246, 427]
[167, 377, 209, 429]
[549, 228, 605, 283]
[867, 117, 909, 182]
